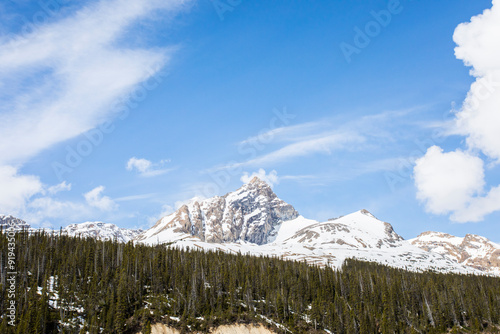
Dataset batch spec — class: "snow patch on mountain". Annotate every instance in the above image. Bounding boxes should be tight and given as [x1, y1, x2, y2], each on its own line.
[0, 214, 30, 230]
[63, 222, 143, 243]
[136, 178, 492, 276]
[136, 177, 299, 245]
[410, 231, 500, 276]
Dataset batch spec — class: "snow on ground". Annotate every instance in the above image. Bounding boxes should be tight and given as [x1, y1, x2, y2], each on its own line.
[137, 210, 485, 275]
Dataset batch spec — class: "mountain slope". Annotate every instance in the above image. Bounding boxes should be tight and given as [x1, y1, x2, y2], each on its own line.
[135, 178, 493, 276]
[0, 214, 30, 231]
[410, 231, 500, 276]
[136, 177, 299, 245]
[63, 222, 143, 243]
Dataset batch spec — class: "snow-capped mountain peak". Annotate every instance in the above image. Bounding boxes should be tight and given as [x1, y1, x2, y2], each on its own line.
[63, 222, 143, 243]
[410, 231, 500, 275]
[359, 208, 376, 218]
[0, 215, 30, 230]
[135, 177, 299, 245]
[278, 209, 404, 250]
[135, 175, 499, 276]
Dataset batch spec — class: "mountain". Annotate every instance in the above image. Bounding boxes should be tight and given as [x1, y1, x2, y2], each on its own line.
[136, 176, 298, 245]
[63, 222, 143, 243]
[135, 178, 493, 276]
[410, 231, 500, 276]
[0, 214, 30, 231]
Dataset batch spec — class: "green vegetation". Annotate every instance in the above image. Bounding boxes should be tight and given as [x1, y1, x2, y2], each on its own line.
[1, 231, 500, 333]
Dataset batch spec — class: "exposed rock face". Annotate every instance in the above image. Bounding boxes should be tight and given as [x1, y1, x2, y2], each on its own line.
[410, 231, 500, 275]
[135, 181, 498, 276]
[137, 177, 299, 245]
[0, 215, 30, 231]
[63, 222, 143, 243]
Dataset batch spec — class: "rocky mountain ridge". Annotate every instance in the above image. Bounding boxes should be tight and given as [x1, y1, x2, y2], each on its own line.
[135, 178, 500, 276]
[0, 215, 142, 243]
[410, 231, 500, 276]
[136, 177, 298, 245]
[62, 221, 143, 243]
[2, 178, 499, 276]
[0, 214, 30, 230]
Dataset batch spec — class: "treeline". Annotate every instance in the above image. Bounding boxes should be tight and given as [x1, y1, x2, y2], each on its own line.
[1, 232, 500, 333]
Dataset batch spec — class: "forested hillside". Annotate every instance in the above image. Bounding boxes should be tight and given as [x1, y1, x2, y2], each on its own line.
[1, 232, 500, 333]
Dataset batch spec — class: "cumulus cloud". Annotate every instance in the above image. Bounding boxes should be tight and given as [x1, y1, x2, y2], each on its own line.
[241, 169, 279, 188]
[127, 157, 152, 173]
[24, 185, 121, 226]
[84, 186, 117, 211]
[453, 0, 500, 161]
[126, 157, 171, 177]
[413, 0, 500, 223]
[451, 186, 500, 222]
[0, 165, 43, 214]
[26, 197, 88, 226]
[414, 146, 485, 215]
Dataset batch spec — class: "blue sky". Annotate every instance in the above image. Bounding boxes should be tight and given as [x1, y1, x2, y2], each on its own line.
[1, 0, 500, 243]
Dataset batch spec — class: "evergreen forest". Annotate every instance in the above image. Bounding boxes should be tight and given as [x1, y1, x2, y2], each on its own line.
[1, 231, 500, 333]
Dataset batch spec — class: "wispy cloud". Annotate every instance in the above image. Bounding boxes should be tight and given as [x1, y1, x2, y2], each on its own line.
[0, 0, 190, 219]
[243, 132, 365, 167]
[115, 193, 157, 202]
[238, 121, 326, 146]
[0, 0, 189, 165]
[209, 109, 407, 173]
[47, 181, 72, 195]
[126, 157, 173, 177]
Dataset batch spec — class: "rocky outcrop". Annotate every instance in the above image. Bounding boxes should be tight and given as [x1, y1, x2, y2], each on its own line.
[135, 182, 498, 276]
[0, 215, 30, 231]
[63, 222, 143, 243]
[136, 177, 299, 245]
[410, 231, 500, 275]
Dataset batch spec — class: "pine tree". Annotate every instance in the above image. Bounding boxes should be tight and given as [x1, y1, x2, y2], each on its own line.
[143, 320, 152, 334]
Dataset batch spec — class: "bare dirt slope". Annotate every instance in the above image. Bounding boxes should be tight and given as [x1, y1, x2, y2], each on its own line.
[140, 323, 276, 334]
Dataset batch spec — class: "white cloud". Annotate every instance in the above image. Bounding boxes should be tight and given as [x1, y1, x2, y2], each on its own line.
[238, 121, 325, 146]
[212, 131, 365, 173]
[47, 181, 72, 195]
[0, 165, 43, 214]
[115, 193, 156, 202]
[451, 186, 500, 222]
[248, 132, 365, 167]
[241, 169, 279, 187]
[127, 157, 152, 173]
[209, 109, 411, 174]
[453, 0, 500, 160]
[25, 185, 124, 226]
[84, 186, 117, 211]
[26, 197, 89, 226]
[413, 0, 500, 223]
[0, 1, 187, 220]
[0, 0, 189, 166]
[414, 146, 485, 215]
[126, 157, 172, 177]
